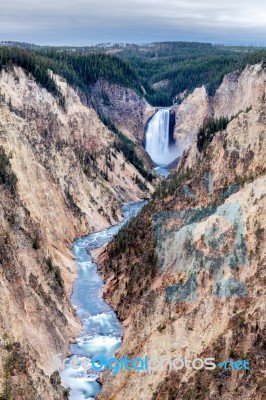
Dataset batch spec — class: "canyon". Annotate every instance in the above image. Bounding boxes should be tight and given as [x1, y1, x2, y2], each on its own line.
[96, 63, 266, 400]
[0, 65, 154, 399]
[0, 58, 265, 400]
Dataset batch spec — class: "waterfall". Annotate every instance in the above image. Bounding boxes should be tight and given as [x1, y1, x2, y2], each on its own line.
[145, 109, 179, 166]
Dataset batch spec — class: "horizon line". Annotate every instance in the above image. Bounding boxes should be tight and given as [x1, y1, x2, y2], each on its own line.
[1, 39, 266, 48]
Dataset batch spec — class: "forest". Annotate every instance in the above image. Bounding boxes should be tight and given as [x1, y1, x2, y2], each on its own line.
[113, 42, 266, 105]
[1, 41, 266, 107]
[0, 47, 143, 107]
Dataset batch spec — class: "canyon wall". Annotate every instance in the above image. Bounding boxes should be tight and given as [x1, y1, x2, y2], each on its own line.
[172, 63, 266, 155]
[172, 86, 211, 153]
[91, 79, 155, 144]
[97, 63, 266, 400]
[0, 66, 153, 399]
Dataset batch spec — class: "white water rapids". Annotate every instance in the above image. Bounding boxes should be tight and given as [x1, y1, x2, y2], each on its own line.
[59, 110, 180, 398]
[60, 201, 146, 399]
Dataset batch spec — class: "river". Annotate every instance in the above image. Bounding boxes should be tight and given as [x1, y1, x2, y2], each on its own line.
[60, 201, 146, 400]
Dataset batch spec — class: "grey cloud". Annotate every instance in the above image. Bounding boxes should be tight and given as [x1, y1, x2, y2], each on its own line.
[0, 0, 266, 45]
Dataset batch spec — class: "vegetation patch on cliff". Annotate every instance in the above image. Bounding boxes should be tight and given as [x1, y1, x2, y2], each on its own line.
[0, 146, 17, 194]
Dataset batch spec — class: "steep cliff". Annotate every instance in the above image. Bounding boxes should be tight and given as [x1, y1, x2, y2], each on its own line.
[172, 87, 212, 153]
[91, 80, 155, 144]
[172, 62, 266, 154]
[0, 66, 154, 399]
[91, 79, 155, 168]
[97, 63, 266, 399]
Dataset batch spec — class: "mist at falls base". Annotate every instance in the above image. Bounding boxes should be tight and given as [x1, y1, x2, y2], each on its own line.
[145, 109, 180, 168]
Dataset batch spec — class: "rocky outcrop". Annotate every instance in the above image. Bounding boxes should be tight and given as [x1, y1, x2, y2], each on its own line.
[151, 79, 170, 90]
[213, 63, 266, 118]
[91, 79, 155, 143]
[172, 86, 211, 152]
[172, 62, 266, 155]
[96, 64, 266, 399]
[0, 66, 154, 399]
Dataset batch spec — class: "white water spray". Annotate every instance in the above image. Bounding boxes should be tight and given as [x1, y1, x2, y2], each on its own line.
[145, 109, 179, 166]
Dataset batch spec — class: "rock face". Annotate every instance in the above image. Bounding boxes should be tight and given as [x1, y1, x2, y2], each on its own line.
[213, 63, 266, 118]
[91, 80, 155, 143]
[97, 63, 266, 400]
[0, 67, 154, 399]
[172, 86, 211, 153]
[151, 79, 170, 90]
[172, 62, 266, 154]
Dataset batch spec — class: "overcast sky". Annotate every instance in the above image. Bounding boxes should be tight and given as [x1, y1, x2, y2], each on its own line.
[1, 0, 266, 46]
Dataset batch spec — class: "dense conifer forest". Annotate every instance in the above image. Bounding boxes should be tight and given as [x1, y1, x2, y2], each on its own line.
[0, 47, 143, 105]
[113, 42, 266, 105]
[1, 41, 266, 107]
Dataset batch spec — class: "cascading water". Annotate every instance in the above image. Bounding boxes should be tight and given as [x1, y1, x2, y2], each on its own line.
[145, 109, 179, 166]
[60, 201, 146, 400]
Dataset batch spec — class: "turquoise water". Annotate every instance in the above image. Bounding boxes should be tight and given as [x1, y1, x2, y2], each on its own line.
[60, 201, 146, 400]
[154, 166, 170, 177]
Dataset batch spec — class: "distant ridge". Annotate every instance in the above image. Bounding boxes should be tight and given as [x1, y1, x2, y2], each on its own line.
[0, 41, 41, 49]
